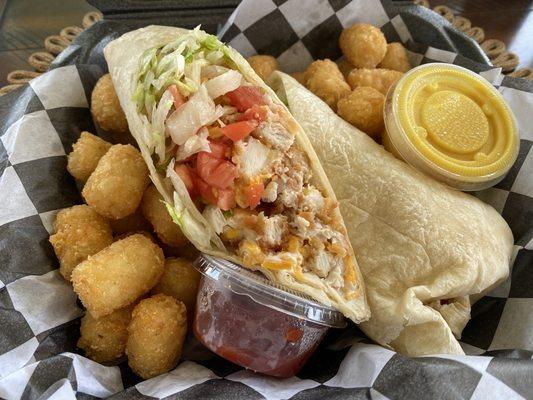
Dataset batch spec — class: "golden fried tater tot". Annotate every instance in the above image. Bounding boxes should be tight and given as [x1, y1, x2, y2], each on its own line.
[113, 230, 155, 242]
[67, 132, 112, 182]
[91, 74, 129, 135]
[82, 144, 150, 219]
[337, 86, 385, 138]
[290, 71, 307, 85]
[50, 205, 113, 281]
[72, 234, 164, 317]
[126, 294, 187, 379]
[378, 42, 411, 72]
[339, 23, 387, 68]
[304, 59, 351, 111]
[151, 258, 200, 315]
[336, 59, 355, 79]
[247, 55, 278, 81]
[346, 68, 403, 95]
[78, 305, 133, 364]
[109, 207, 151, 235]
[141, 185, 188, 247]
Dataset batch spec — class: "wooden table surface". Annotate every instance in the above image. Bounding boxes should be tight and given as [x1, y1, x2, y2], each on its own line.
[0, 0, 532, 87]
[432, 0, 533, 70]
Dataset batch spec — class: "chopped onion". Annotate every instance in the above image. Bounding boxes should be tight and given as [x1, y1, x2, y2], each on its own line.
[175, 127, 211, 161]
[165, 85, 222, 145]
[205, 70, 242, 99]
[202, 65, 230, 80]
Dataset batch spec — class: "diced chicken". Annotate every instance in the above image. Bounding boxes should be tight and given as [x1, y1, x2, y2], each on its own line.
[308, 249, 331, 278]
[261, 181, 278, 203]
[259, 215, 288, 248]
[227, 209, 262, 242]
[252, 121, 294, 151]
[325, 256, 343, 289]
[232, 137, 270, 179]
[307, 249, 344, 288]
[300, 186, 325, 212]
[290, 215, 310, 237]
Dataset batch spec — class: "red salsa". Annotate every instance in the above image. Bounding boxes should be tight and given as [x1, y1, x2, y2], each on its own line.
[193, 255, 345, 378]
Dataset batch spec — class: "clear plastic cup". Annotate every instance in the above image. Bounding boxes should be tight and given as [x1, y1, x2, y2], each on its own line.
[192, 254, 346, 377]
[383, 63, 519, 191]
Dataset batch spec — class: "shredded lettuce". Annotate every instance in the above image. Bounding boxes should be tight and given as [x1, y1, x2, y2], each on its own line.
[201, 34, 221, 51]
[163, 200, 184, 226]
[151, 89, 174, 163]
[203, 205, 227, 234]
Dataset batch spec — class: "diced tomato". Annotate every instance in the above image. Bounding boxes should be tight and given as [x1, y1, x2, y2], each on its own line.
[174, 164, 196, 196]
[217, 188, 236, 211]
[220, 120, 258, 142]
[209, 140, 231, 159]
[167, 85, 186, 110]
[196, 152, 237, 189]
[226, 86, 267, 112]
[244, 182, 264, 209]
[236, 105, 269, 122]
[197, 152, 222, 180]
[196, 178, 217, 205]
[210, 161, 237, 189]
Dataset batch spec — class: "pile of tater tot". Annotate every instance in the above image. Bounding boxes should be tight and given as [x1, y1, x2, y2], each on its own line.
[50, 74, 199, 379]
[247, 23, 412, 141]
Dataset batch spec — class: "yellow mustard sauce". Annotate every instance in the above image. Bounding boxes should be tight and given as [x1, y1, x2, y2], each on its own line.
[383, 63, 519, 191]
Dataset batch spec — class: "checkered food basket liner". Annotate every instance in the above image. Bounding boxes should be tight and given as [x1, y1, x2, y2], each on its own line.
[0, 0, 532, 398]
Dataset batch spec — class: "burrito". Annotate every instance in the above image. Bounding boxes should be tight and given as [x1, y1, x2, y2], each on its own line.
[104, 26, 370, 323]
[271, 72, 515, 356]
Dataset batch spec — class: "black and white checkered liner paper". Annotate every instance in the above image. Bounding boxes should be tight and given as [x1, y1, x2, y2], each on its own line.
[0, 0, 532, 398]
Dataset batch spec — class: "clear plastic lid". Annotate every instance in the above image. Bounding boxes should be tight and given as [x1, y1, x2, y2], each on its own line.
[194, 254, 347, 328]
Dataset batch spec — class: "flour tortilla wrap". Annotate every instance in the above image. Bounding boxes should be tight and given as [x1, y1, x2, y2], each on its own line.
[270, 71, 514, 356]
[104, 26, 370, 323]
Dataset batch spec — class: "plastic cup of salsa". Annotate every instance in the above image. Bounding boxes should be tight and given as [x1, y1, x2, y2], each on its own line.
[193, 254, 346, 378]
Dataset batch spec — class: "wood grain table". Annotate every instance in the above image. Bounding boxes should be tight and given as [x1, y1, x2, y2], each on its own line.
[0, 0, 532, 87]
[432, 0, 533, 70]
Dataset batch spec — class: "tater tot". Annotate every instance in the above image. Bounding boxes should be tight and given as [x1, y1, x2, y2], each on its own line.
[78, 305, 133, 364]
[109, 207, 151, 235]
[91, 74, 129, 135]
[304, 59, 351, 111]
[126, 294, 187, 379]
[290, 71, 307, 85]
[247, 55, 278, 81]
[82, 144, 150, 219]
[50, 205, 113, 281]
[114, 230, 156, 242]
[336, 59, 355, 79]
[337, 86, 385, 137]
[347, 68, 403, 95]
[141, 185, 188, 247]
[72, 234, 164, 317]
[67, 132, 112, 182]
[339, 23, 387, 68]
[151, 258, 200, 315]
[378, 42, 411, 72]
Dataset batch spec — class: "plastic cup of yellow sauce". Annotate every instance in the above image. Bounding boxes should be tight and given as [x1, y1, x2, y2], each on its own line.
[383, 63, 519, 191]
